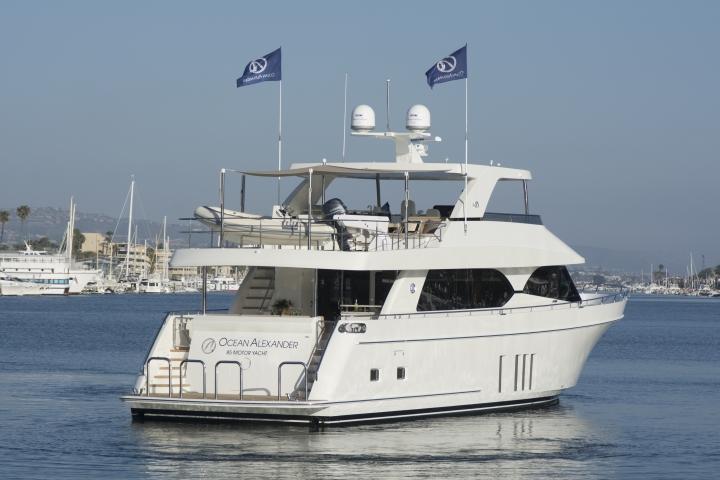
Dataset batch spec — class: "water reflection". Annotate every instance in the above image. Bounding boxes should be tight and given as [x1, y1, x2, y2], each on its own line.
[131, 404, 611, 479]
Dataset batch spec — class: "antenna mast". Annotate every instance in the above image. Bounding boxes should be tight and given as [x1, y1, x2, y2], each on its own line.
[385, 79, 390, 131]
[125, 176, 135, 279]
[342, 73, 348, 161]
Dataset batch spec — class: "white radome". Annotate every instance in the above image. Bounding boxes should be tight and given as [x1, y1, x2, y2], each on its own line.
[406, 104, 431, 132]
[351, 104, 375, 131]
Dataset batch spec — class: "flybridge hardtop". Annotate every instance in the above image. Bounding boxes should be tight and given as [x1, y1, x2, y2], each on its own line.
[178, 158, 580, 271]
[123, 103, 625, 426]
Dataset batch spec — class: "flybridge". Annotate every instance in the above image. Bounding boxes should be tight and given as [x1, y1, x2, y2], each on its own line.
[184, 103, 541, 267]
[181, 102, 549, 277]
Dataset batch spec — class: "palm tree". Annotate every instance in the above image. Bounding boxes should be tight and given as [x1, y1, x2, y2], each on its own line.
[16, 205, 31, 241]
[0, 210, 9, 244]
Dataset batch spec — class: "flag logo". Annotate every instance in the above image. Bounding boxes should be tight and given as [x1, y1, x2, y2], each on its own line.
[237, 47, 282, 87]
[426, 45, 467, 88]
[436, 56, 457, 73]
[249, 57, 268, 74]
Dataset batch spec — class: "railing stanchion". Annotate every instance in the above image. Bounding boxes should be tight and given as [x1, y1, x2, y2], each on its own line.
[179, 359, 206, 399]
[307, 169, 313, 249]
[215, 360, 243, 400]
[375, 221, 378, 251]
[145, 356, 172, 397]
[278, 361, 308, 401]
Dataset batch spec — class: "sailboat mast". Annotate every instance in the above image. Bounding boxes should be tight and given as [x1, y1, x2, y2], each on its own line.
[163, 215, 167, 282]
[689, 252, 695, 290]
[66, 197, 75, 262]
[125, 176, 135, 278]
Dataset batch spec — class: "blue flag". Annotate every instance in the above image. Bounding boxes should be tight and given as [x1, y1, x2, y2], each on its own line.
[426, 45, 467, 88]
[236, 48, 282, 87]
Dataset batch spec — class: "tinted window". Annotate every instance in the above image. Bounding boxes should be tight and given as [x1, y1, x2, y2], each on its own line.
[523, 266, 580, 302]
[317, 270, 398, 321]
[417, 269, 514, 311]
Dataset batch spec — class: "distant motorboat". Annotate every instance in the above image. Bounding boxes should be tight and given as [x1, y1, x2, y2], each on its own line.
[139, 275, 170, 294]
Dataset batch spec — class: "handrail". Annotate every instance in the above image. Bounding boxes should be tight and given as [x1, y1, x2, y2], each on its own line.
[340, 303, 382, 313]
[310, 319, 337, 383]
[377, 290, 628, 320]
[277, 361, 308, 401]
[196, 215, 445, 252]
[145, 356, 171, 397]
[179, 359, 206, 399]
[214, 360, 243, 400]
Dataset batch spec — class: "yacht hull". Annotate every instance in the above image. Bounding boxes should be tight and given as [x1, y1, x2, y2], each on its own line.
[122, 297, 623, 426]
[0, 281, 55, 296]
[124, 394, 559, 426]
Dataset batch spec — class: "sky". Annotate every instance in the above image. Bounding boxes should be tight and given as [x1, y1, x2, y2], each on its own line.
[1, 0, 718, 268]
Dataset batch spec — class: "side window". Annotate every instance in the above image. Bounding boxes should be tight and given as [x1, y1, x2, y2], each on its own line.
[523, 266, 581, 302]
[417, 269, 514, 311]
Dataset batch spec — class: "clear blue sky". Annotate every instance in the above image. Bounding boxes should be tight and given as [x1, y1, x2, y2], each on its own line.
[1, 0, 718, 265]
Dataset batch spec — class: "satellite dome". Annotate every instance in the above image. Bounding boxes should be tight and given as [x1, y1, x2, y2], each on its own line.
[351, 105, 375, 131]
[406, 104, 431, 132]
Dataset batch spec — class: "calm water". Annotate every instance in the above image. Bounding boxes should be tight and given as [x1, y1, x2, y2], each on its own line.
[0, 294, 718, 479]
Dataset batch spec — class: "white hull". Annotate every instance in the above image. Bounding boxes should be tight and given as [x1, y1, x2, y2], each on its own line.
[123, 294, 624, 425]
[0, 279, 55, 296]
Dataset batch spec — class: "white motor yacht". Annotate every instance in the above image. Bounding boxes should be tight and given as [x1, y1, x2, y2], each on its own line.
[0, 199, 99, 296]
[0, 246, 72, 295]
[0, 274, 54, 295]
[122, 105, 626, 426]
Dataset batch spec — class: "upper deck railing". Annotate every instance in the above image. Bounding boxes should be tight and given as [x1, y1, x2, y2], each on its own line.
[199, 209, 546, 252]
[213, 216, 447, 252]
[0, 253, 68, 264]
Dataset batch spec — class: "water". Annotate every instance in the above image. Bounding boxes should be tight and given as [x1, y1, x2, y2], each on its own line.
[0, 294, 718, 479]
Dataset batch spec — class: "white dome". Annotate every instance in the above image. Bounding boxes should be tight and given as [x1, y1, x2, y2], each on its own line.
[406, 104, 431, 132]
[351, 105, 375, 131]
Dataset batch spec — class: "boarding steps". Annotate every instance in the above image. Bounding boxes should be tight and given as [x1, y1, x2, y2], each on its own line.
[237, 266, 276, 313]
[296, 320, 337, 400]
[146, 347, 194, 397]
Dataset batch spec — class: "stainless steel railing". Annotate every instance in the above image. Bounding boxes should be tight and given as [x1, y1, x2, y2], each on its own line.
[277, 361, 308, 401]
[145, 356, 171, 397]
[201, 216, 446, 252]
[214, 360, 243, 400]
[179, 359, 206, 399]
